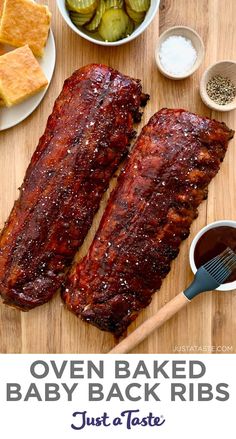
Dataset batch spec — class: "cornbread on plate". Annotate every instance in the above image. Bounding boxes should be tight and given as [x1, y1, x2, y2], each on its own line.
[0, 44, 4, 55]
[0, 0, 4, 16]
[0, 0, 51, 57]
[0, 45, 48, 106]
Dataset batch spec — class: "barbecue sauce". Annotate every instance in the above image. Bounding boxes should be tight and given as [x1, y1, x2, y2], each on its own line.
[194, 226, 236, 283]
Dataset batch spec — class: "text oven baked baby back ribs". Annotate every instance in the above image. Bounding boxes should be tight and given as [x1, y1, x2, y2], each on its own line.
[63, 108, 234, 336]
[0, 64, 148, 310]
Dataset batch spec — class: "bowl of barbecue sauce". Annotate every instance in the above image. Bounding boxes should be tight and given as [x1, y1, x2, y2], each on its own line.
[189, 220, 236, 291]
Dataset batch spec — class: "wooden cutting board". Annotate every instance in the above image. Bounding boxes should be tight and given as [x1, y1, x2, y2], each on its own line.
[0, 0, 235, 354]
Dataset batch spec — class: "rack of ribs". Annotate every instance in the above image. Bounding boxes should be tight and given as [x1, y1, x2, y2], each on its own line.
[63, 108, 234, 336]
[0, 64, 148, 310]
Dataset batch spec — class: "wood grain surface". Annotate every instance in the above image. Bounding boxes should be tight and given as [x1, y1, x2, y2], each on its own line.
[0, 0, 235, 354]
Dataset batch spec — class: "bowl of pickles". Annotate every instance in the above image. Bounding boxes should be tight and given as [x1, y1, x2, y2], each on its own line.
[57, 0, 160, 46]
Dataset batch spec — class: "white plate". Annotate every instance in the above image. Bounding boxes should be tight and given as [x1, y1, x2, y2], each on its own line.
[0, 30, 56, 131]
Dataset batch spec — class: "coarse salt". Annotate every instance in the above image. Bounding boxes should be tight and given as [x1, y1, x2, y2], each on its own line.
[159, 35, 197, 76]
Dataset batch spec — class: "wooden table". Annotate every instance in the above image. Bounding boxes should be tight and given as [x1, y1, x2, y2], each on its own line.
[0, 0, 235, 353]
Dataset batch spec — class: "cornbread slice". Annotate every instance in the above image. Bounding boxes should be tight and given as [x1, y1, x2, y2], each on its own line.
[0, 0, 4, 17]
[0, 43, 5, 55]
[0, 45, 48, 106]
[0, 0, 51, 57]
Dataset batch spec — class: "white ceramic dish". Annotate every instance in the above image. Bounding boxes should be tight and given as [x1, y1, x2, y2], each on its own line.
[56, 0, 160, 47]
[189, 220, 236, 292]
[0, 30, 56, 131]
[200, 60, 236, 112]
[155, 25, 205, 80]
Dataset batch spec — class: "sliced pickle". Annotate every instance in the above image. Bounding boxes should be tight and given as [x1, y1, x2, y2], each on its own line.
[126, 4, 145, 23]
[98, 8, 130, 41]
[126, 17, 134, 35]
[66, 0, 98, 14]
[105, 0, 124, 9]
[125, 0, 150, 12]
[70, 11, 94, 26]
[86, 0, 106, 31]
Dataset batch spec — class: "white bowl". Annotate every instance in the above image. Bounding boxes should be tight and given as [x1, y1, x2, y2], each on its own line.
[155, 25, 205, 80]
[200, 60, 236, 112]
[56, 0, 160, 47]
[189, 220, 236, 291]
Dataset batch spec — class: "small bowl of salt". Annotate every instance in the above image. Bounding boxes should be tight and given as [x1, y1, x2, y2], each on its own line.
[155, 26, 205, 80]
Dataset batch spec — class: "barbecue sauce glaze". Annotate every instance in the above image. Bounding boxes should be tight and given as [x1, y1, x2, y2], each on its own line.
[194, 226, 236, 283]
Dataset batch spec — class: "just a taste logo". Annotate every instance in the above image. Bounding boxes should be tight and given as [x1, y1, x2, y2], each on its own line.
[71, 409, 166, 431]
[4, 359, 230, 431]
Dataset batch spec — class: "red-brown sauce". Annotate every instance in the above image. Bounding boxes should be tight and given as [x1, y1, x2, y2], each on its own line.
[194, 226, 236, 283]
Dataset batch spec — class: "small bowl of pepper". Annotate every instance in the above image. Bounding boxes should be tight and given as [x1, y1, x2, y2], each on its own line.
[200, 60, 236, 112]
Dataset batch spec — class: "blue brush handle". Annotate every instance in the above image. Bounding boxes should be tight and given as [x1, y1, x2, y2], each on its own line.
[183, 266, 220, 300]
[109, 265, 224, 353]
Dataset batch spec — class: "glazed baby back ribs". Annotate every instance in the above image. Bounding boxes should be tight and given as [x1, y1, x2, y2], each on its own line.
[0, 64, 148, 310]
[63, 108, 234, 336]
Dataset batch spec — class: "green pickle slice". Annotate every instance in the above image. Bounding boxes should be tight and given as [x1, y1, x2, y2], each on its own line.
[70, 11, 94, 26]
[98, 8, 130, 41]
[86, 0, 106, 31]
[125, 0, 150, 12]
[126, 16, 134, 35]
[66, 0, 98, 14]
[105, 0, 124, 9]
[126, 4, 145, 23]
[65, 0, 146, 41]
